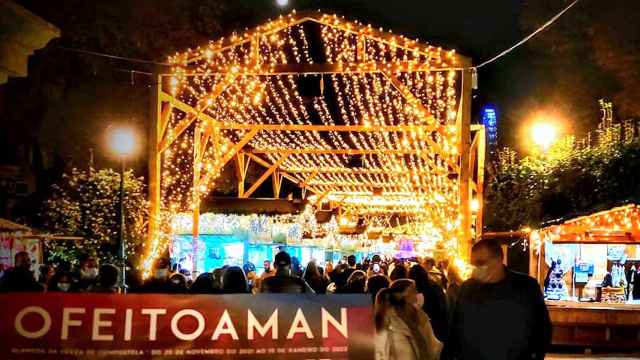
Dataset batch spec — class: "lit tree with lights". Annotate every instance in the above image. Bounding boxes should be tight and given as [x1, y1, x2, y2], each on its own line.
[485, 101, 640, 232]
[42, 168, 148, 266]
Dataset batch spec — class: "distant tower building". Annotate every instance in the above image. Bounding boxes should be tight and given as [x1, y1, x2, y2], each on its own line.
[481, 105, 498, 149]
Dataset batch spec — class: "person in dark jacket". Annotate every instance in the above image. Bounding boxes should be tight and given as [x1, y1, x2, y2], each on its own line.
[303, 261, 329, 294]
[260, 251, 314, 293]
[220, 266, 249, 294]
[408, 264, 449, 342]
[0, 251, 43, 292]
[366, 274, 390, 305]
[138, 258, 172, 293]
[89, 264, 120, 293]
[446, 238, 551, 360]
[168, 273, 189, 293]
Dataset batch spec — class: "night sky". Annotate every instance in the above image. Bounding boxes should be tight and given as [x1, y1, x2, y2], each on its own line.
[4, 0, 636, 170]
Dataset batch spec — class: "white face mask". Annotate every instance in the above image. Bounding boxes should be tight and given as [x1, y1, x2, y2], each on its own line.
[471, 265, 491, 283]
[58, 283, 71, 292]
[81, 268, 99, 280]
[415, 293, 425, 308]
[154, 269, 168, 280]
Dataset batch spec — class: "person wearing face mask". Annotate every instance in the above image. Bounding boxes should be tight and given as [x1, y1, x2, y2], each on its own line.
[374, 279, 442, 360]
[0, 251, 43, 292]
[259, 251, 314, 293]
[75, 254, 100, 292]
[49, 272, 76, 293]
[408, 264, 448, 342]
[139, 258, 173, 293]
[446, 238, 551, 360]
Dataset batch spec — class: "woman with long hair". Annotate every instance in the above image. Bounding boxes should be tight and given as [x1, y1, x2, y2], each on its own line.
[375, 279, 442, 360]
[408, 264, 448, 342]
[344, 270, 367, 293]
[303, 261, 330, 294]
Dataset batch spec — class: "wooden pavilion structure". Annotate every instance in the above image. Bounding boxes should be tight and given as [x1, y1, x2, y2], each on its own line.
[146, 11, 485, 269]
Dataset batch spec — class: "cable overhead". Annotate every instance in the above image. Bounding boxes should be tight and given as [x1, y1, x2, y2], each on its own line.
[475, 0, 581, 69]
[61, 47, 172, 66]
[60, 1, 582, 75]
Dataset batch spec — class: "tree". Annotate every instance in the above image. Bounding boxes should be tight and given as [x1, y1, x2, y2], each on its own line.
[485, 122, 640, 232]
[519, 0, 640, 134]
[42, 168, 147, 266]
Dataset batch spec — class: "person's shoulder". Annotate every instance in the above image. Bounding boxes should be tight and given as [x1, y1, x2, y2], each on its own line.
[507, 270, 541, 289]
[507, 269, 537, 283]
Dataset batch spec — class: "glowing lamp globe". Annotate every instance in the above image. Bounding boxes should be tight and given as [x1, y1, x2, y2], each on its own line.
[531, 122, 557, 150]
[275, 0, 289, 7]
[107, 127, 137, 158]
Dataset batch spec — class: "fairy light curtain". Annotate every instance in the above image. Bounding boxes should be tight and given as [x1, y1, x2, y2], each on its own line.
[148, 11, 473, 267]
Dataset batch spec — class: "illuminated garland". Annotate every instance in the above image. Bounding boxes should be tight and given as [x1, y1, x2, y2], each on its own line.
[148, 11, 468, 269]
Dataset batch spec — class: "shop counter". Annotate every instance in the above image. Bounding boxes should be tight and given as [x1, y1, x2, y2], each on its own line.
[546, 300, 640, 348]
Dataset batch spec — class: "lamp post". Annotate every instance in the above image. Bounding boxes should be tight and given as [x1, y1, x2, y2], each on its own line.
[107, 126, 138, 293]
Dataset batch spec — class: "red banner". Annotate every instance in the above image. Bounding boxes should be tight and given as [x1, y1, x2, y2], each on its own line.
[0, 293, 374, 360]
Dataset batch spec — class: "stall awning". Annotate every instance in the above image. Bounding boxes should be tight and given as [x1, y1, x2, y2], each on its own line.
[536, 204, 640, 244]
[0, 218, 31, 232]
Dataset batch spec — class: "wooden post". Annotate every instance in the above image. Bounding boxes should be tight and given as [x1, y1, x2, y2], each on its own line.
[272, 171, 283, 198]
[476, 126, 486, 235]
[192, 125, 202, 275]
[457, 57, 473, 259]
[147, 75, 163, 261]
[235, 152, 249, 197]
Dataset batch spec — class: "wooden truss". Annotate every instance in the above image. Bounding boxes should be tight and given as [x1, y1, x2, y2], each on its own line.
[148, 13, 485, 267]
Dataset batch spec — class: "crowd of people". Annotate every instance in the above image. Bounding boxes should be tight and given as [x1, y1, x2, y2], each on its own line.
[0, 238, 552, 360]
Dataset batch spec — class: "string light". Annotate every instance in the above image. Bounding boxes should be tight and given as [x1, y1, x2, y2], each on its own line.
[145, 12, 469, 269]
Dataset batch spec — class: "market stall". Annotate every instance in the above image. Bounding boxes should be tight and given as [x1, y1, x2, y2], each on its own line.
[529, 204, 640, 349]
[0, 218, 41, 271]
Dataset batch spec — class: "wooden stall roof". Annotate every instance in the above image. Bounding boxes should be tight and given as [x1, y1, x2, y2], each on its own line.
[0, 218, 32, 232]
[537, 204, 640, 244]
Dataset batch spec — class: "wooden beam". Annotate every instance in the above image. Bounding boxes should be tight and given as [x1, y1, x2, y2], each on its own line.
[306, 180, 427, 189]
[244, 153, 334, 197]
[381, 70, 459, 171]
[248, 148, 428, 155]
[235, 152, 250, 197]
[312, 190, 330, 206]
[285, 167, 437, 176]
[272, 171, 283, 198]
[242, 154, 289, 198]
[198, 128, 259, 188]
[183, 11, 466, 67]
[457, 59, 473, 258]
[469, 128, 480, 176]
[158, 101, 173, 142]
[216, 122, 442, 133]
[178, 61, 447, 76]
[157, 72, 236, 152]
[476, 125, 486, 236]
[147, 75, 162, 260]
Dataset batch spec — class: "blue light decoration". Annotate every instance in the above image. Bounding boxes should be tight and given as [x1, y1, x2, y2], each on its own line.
[481, 105, 498, 147]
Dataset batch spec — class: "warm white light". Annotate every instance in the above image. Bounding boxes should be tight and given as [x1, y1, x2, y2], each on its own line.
[531, 122, 558, 150]
[275, 0, 289, 7]
[107, 126, 138, 158]
[470, 199, 480, 213]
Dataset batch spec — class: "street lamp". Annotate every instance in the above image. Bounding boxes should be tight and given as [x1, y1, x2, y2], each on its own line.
[106, 126, 138, 293]
[530, 121, 558, 151]
[275, 0, 289, 7]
